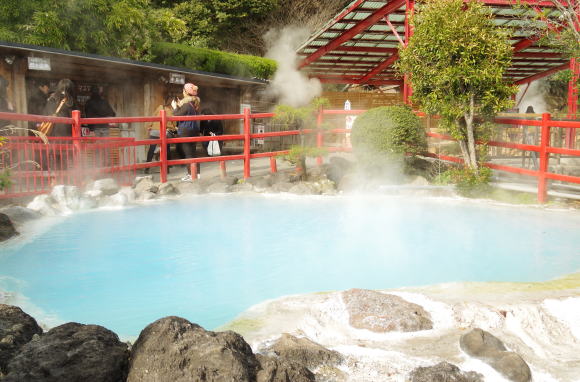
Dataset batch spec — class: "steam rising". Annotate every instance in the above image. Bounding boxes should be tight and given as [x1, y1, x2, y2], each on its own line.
[517, 81, 547, 113]
[265, 27, 322, 107]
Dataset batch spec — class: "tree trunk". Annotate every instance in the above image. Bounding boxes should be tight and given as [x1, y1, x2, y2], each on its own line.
[464, 94, 478, 171]
[459, 139, 470, 168]
[296, 156, 307, 180]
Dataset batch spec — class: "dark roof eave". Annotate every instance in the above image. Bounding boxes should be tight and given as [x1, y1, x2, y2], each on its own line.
[0, 40, 267, 86]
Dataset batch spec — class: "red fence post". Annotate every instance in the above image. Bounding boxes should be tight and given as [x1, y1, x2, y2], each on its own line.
[220, 161, 227, 179]
[270, 156, 278, 173]
[160, 109, 168, 183]
[566, 57, 579, 148]
[71, 110, 82, 187]
[538, 113, 551, 203]
[243, 107, 251, 179]
[316, 107, 324, 166]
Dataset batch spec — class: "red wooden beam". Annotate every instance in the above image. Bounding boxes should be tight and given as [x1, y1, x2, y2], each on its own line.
[514, 62, 570, 84]
[514, 52, 562, 59]
[299, 0, 406, 69]
[359, 54, 400, 84]
[332, 46, 399, 54]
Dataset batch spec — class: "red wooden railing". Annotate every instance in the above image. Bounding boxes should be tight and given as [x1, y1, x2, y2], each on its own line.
[1, 108, 580, 203]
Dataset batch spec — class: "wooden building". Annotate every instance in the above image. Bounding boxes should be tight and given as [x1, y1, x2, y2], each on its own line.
[0, 41, 267, 144]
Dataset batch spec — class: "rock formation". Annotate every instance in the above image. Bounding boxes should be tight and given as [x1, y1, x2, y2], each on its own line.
[0, 304, 42, 374]
[0, 213, 17, 242]
[4, 322, 129, 382]
[460, 328, 532, 382]
[409, 361, 484, 382]
[342, 288, 433, 332]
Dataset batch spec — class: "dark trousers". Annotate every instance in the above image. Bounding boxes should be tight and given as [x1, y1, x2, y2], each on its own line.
[177, 126, 200, 175]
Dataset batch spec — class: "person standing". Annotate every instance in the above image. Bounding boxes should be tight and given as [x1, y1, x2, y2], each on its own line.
[27, 79, 50, 129]
[172, 83, 200, 181]
[28, 80, 50, 114]
[84, 85, 116, 137]
[0, 75, 15, 129]
[145, 97, 176, 173]
[43, 79, 77, 137]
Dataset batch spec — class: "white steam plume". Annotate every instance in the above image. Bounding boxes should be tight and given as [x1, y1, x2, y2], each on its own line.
[265, 27, 322, 107]
[517, 81, 547, 114]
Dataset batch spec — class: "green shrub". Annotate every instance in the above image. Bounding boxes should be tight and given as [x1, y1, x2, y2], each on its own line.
[434, 166, 492, 197]
[151, 42, 277, 79]
[351, 106, 427, 159]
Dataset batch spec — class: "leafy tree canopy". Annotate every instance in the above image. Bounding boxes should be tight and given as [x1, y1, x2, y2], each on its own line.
[1, 0, 186, 60]
[171, 0, 278, 48]
[398, 0, 517, 169]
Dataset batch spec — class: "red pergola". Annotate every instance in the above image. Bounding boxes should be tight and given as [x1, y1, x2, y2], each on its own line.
[297, 0, 579, 118]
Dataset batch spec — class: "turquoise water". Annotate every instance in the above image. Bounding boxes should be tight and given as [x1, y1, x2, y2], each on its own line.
[1, 195, 580, 338]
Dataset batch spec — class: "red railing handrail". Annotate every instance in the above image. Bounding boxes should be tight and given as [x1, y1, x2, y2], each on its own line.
[2, 108, 580, 203]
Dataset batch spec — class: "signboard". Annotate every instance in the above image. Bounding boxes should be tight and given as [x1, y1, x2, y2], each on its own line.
[169, 72, 185, 85]
[27, 57, 51, 71]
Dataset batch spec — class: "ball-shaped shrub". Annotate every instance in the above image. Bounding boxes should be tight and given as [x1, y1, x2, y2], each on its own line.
[351, 106, 427, 158]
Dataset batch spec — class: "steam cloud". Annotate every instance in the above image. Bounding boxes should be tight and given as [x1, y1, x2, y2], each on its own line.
[517, 81, 547, 113]
[264, 27, 322, 107]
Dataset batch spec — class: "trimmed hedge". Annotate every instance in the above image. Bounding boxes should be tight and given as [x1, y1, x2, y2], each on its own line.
[151, 42, 277, 80]
[351, 106, 427, 158]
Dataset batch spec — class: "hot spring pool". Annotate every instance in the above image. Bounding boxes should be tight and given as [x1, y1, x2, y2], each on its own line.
[1, 194, 580, 338]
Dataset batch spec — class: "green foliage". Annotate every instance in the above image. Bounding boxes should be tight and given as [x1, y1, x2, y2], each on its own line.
[0, 136, 10, 191]
[1, 0, 186, 60]
[273, 97, 330, 128]
[273, 98, 330, 178]
[0, 169, 11, 191]
[398, 0, 517, 167]
[151, 42, 277, 79]
[171, 0, 277, 48]
[540, 70, 578, 114]
[350, 106, 427, 159]
[285, 145, 327, 165]
[434, 166, 492, 196]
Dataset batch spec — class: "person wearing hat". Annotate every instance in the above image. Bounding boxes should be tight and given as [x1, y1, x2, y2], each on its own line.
[172, 83, 201, 181]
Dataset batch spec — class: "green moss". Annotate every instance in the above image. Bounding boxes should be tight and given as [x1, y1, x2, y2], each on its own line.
[218, 317, 264, 335]
[151, 42, 277, 79]
[486, 188, 537, 205]
[464, 272, 580, 293]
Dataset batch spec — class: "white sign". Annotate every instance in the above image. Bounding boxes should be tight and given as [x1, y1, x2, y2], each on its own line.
[27, 57, 51, 71]
[169, 72, 185, 84]
[240, 103, 252, 134]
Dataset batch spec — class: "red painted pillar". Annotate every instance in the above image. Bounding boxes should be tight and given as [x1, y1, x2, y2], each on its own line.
[71, 110, 81, 186]
[220, 161, 227, 178]
[270, 156, 278, 173]
[243, 107, 251, 179]
[565, 58, 579, 148]
[160, 109, 168, 183]
[316, 107, 324, 166]
[537, 113, 551, 203]
[403, 0, 415, 104]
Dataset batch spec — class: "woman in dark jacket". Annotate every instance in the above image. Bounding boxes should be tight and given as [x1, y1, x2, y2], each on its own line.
[172, 83, 201, 181]
[43, 79, 77, 137]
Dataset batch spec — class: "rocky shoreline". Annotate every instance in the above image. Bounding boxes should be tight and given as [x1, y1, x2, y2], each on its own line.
[1, 285, 553, 381]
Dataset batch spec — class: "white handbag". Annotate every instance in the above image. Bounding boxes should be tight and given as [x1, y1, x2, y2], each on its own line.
[207, 132, 221, 156]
